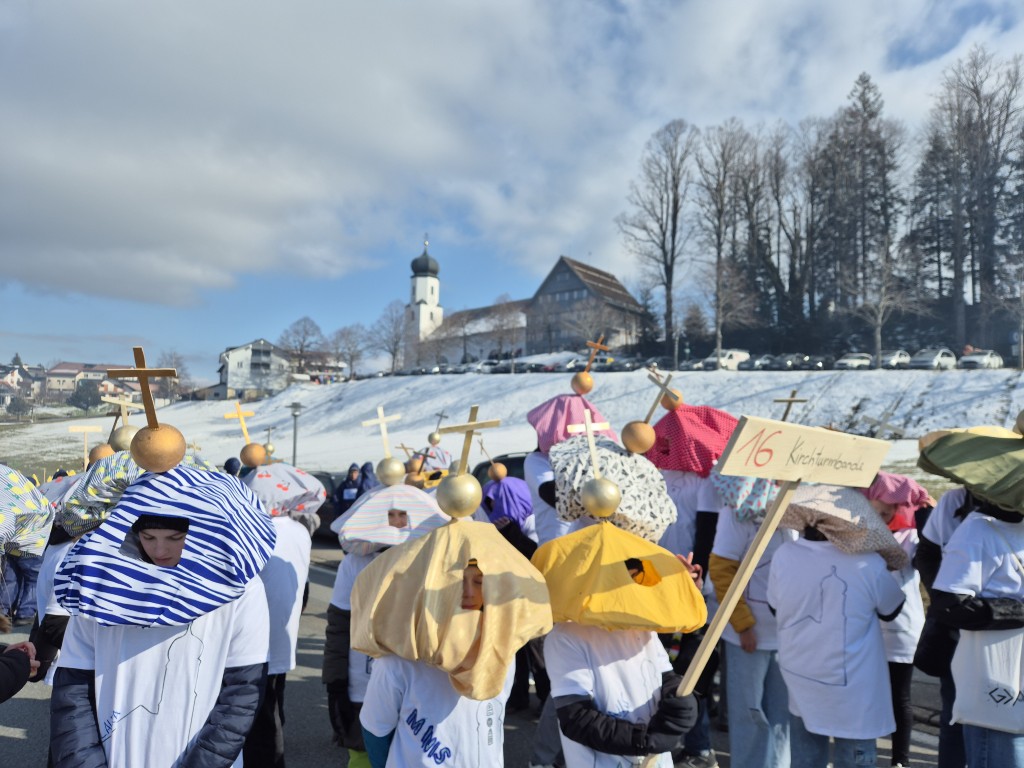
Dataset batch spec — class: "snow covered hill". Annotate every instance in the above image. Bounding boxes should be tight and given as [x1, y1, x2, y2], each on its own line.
[4, 368, 1023, 475]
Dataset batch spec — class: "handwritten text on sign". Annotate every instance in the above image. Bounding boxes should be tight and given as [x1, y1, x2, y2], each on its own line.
[716, 415, 890, 487]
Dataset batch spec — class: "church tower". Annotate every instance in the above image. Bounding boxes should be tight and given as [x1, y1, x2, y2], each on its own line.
[404, 236, 444, 365]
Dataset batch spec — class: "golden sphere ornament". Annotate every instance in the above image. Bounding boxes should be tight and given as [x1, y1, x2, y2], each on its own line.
[661, 388, 684, 411]
[621, 421, 656, 455]
[240, 443, 268, 468]
[571, 371, 594, 395]
[88, 443, 115, 464]
[580, 477, 621, 519]
[109, 424, 141, 452]
[376, 456, 407, 487]
[131, 424, 187, 473]
[404, 472, 426, 489]
[428, 431, 442, 447]
[265, 442, 276, 456]
[436, 473, 483, 519]
[1016, 409, 1024, 435]
[487, 462, 508, 482]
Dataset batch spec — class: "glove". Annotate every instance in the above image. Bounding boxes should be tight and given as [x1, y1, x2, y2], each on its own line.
[648, 691, 698, 737]
[326, 681, 356, 737]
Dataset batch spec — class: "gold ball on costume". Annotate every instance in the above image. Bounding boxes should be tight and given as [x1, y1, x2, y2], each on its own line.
[581, 476, 621, 519]
[661, 388, 684, 411]
[428, 431, 441, 446]
[88, 444, 115, 464]
[406, 455, 424, 473]
[436, 473, 483, 519]
[131, 424, 187, 473]
[1016, 409, 1024, 436]
[404, 472, 426, 489]
[265, 442, 276, 456]
[240, 443, 268, 468]
[621, 421, 656, 454]
[376, 456, 407, 487]
[571, 371, 594, 395]
[487, 462, 508, 482]
[109, 424, 141, 452]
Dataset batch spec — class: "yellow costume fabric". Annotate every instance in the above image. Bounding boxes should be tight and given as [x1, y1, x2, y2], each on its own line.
[531, 522, 707, 633]
[351, 519, 552, 701]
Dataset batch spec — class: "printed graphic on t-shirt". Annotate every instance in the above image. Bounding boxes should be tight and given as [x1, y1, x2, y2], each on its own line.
[779, 566, 848, 685]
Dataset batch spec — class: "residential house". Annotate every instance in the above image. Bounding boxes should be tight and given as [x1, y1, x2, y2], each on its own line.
[212, 339, 292, 400]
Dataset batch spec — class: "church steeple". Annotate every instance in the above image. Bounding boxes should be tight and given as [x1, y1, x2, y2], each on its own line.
[410, 233, 440, 277]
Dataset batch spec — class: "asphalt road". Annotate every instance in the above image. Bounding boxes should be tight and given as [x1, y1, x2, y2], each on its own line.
[1, 548, 941, 767]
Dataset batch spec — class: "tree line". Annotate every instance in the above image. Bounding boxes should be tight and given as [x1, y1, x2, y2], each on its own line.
[620, 46, 1024, 367]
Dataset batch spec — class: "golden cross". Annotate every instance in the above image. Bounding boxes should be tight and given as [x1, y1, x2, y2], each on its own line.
[395, 442, 416, 459]
[861, 413, 905, 439]
[107, 348, 176, 430]
[224, 401, 256, 444]
[434, 410, 449, 431]
[645, 370, 680, 422]
[101, 394, 143, 426]
[773, 389, 808, 422]
[583, 334, 610, 373]
[68, 425, 102, 469]
[438, 405, 501, 476]
[566, 409, 610, 479]
[362, 406, 402, 458]
[477, 436, 494, 464]
[188, 439, 202, 452]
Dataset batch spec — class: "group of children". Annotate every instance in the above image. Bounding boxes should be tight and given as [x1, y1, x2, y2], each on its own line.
[3, 374, 1024, 768]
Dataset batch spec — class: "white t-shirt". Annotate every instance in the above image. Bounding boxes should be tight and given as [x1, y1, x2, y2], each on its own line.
[711, 507, 795, 650]
[934, 514, 1024, 600]
[544, 622, 674, 768]
[923, 487, 969, 548]
[58, 577, 270, 768]
[360, 655, 512, 768]
[767, 539, 904, 740]
[37, 539, 75, 620]
[259, 516, 312, 674]
[882, 529, 925, 664]
[525, 451, 580, 545]
[329, 550, 379, 702]
[658, 470, 703, 557]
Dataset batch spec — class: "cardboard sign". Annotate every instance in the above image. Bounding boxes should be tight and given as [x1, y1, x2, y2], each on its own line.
[717, 415, 890, 487]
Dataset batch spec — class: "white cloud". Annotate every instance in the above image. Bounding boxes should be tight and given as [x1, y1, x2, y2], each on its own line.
[1, 1, 1021, 304]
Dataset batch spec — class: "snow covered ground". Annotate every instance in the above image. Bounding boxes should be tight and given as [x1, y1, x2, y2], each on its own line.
[3, 368, 1022, 479]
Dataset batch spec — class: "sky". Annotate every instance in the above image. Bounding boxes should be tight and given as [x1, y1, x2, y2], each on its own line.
[2, 1, 1023, 384]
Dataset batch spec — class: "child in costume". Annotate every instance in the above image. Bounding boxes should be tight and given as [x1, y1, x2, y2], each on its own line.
[534, 433, 706, 767]
[353, 466, 552, 767]
[323, 481, 448, 768]
[766, 484, 906, 768]
[49, 466, 276, 768]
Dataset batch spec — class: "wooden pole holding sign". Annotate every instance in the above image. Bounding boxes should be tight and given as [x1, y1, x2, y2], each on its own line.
[640, 415, 889, 767]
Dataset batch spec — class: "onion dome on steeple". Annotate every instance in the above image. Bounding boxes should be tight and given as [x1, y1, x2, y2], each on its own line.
[410, 235, 440, 277]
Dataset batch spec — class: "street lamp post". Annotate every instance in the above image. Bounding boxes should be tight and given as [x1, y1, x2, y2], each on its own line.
[288, 402, 303, 465]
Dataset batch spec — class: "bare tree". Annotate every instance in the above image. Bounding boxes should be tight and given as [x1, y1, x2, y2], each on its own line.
[618, 119, 700, 355]
[327, 325, 368, 381]
[369, 301, 407, 373]
[278, 316, 326, 374]
[156, 350, 192, 401]
[837, 255, 917, 368]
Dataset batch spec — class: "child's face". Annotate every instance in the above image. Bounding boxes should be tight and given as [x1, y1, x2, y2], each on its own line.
[461, 564, 484, 611]
[139, 528, 187, 567]
[387, 508, 408, 528]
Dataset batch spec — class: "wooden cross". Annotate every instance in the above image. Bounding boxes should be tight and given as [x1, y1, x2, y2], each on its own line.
[362, 406, 402, 458]
[224, 401, 256, 444]
[477, 436, 493, 464]
[101, 394, 142, 426]
[583, 334, 610, 373]
[645, 370, 680, 422]
[188, 439, 202, 453]
[68, 425, 102, 469]
[395, 442, 417, 459]
[567, 409, 612, 479]
[438, 405, 501, 476]
[107, 347, 176, 430]
[773, 389, 807, 422]
[861, 412, 905, 439]
[434, 410, 449, 431]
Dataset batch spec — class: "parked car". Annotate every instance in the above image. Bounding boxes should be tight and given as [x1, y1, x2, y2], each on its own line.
[470, 452, 530, 487]
[738, 354, 774, 371]
[908, 347, 957, 370]
[311, 470, 345, 541]
[834, 352, 874, 370]
[767, 353, 808, 371]
[801, 354, 835, 371]
[645, 356, 680, 371]
[474, 359, 500, 373]
[877, 349, 911, 369]
[957, 349, 1003, 369]
[699, 349, 751, 371]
